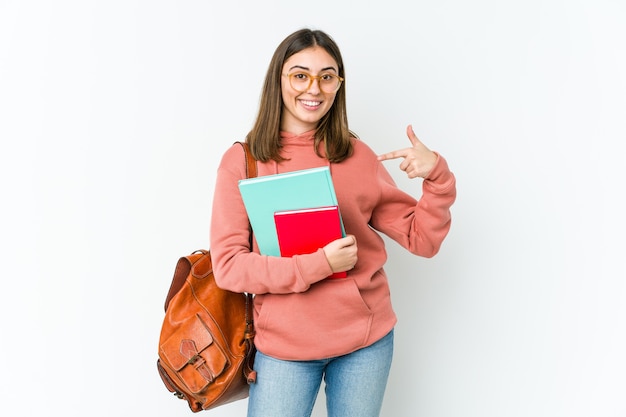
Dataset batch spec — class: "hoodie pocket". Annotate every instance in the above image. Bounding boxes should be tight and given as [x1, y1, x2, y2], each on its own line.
[255, 279, 374, 358]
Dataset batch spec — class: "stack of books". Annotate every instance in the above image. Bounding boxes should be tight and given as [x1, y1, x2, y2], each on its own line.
[238, 166, 347, 278]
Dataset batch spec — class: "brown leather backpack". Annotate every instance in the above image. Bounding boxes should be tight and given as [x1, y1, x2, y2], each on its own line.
[157, 142, 257, 412]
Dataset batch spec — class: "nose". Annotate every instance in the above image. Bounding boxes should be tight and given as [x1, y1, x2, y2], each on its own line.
[307, 77, 322, 94]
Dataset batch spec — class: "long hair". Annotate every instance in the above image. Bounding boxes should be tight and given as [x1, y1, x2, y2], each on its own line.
[246, 29, 353, 163]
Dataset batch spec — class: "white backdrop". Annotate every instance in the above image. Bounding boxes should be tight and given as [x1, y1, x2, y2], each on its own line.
[1, 1, 625, 416]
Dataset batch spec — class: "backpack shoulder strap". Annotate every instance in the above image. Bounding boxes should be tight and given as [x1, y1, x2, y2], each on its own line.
[233, 142, 258, 383]
[236, 141, 257, 179]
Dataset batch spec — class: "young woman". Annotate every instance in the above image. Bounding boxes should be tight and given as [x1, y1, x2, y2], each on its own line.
[210, 28, 456, 417]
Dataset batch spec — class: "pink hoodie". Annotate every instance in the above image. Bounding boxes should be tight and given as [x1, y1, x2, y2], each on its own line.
[210, 131, 456, 360]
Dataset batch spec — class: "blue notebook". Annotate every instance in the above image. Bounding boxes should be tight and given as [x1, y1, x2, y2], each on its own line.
[238, 167, 345, 256]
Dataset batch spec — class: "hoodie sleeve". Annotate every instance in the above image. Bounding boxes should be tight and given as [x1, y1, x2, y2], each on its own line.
[370, 153, 456, 257]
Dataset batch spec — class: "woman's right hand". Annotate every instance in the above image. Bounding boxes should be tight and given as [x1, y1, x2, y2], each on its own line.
[323, 235, 358, 274]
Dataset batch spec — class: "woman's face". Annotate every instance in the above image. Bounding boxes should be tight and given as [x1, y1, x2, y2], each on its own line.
[280, 46, 339, 134]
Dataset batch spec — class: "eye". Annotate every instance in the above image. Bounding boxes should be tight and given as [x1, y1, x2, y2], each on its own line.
[292, 72, 309, 80]
[320, 74, 335, 81]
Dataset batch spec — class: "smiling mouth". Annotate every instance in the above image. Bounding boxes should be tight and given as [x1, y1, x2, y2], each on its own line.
[300, 99, 322, 108]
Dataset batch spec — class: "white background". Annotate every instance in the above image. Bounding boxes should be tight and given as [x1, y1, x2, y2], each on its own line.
[1, 1, 625, 416]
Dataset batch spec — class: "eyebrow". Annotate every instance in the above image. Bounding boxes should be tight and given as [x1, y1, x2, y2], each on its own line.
[288, 65, 338, 73]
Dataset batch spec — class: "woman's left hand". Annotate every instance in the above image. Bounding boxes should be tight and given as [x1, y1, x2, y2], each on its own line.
[377, 125, 438, 179]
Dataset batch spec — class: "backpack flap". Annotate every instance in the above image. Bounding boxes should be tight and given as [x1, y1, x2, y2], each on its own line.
[160, 315, 229, 394]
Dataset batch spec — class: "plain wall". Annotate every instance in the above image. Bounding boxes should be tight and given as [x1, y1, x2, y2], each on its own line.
[1, 1, 625, 416]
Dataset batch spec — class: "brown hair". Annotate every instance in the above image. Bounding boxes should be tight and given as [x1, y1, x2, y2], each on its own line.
[246, 28, 353, 163]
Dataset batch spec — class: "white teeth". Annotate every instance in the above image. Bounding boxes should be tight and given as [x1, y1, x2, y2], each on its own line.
[301, 100, 321, 106]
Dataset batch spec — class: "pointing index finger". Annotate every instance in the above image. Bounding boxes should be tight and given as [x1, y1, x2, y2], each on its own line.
[377, 148, 409, 161]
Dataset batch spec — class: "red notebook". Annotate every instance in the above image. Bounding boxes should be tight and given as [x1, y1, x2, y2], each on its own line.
[274, 205, 347, 278]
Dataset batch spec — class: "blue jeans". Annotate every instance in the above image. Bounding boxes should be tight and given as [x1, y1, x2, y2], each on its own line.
[247, 329, 394, 417]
